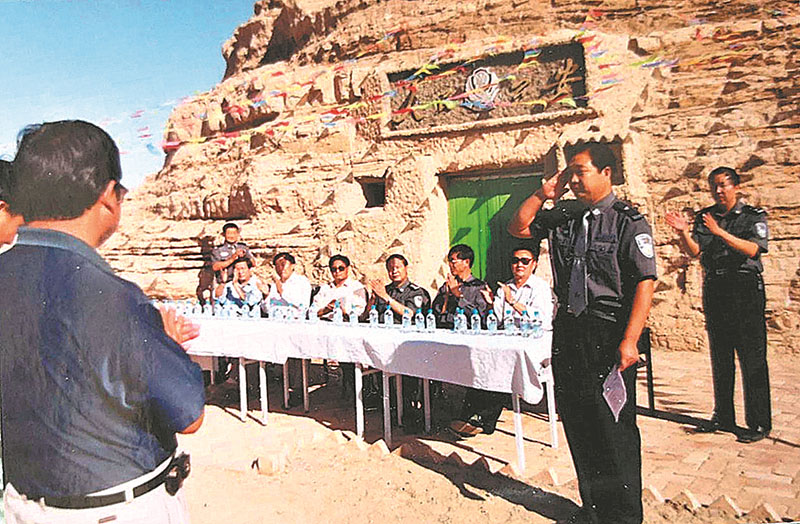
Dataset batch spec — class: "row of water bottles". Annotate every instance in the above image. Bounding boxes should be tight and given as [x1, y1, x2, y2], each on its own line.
[154, 299, 261, 319]
[452, 306, 544, 338]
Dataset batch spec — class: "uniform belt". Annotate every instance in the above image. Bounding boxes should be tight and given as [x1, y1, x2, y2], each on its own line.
[708, 268, 758, 277]
[42, 453, 179, 510]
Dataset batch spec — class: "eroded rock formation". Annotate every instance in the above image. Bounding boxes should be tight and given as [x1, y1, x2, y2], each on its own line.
[105, 0, 800, 353]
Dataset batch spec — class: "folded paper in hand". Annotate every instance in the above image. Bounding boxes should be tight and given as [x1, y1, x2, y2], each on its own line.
[602, 365, 627, 423]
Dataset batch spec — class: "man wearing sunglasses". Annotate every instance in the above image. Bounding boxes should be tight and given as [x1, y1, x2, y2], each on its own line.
[509, 142, 656, 524]
[451, 245, 555, 437]
[0, 121, 204, 523]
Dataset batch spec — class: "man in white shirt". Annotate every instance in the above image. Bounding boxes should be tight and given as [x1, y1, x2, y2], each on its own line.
[311, 255, 368, 395]
[311, 254, 367, 321]
[491, 246, 555, 331]
[266, 252, 312, 315]
[267, 252, 312, 405]
[451, 245, 554, 437]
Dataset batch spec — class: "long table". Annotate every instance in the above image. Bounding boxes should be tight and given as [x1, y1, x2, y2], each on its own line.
[185, 318, 556, 472]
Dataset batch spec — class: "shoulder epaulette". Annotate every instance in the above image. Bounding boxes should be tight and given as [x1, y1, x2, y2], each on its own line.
[742, 204, 766, 215]
[408, 283, 420, 290]
[612, 200, 644, 221]
[697, 205, 716, 216]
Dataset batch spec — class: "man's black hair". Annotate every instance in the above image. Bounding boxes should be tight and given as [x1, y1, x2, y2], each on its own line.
[568, 142, 617, 176]
[233, 257, 254, 268]
[10, 120, 122, 222]
[385, 253, 408, 268]
[708, 166, 740, 187]
[511, 243, 540, 261]
[329, 254, 350, 269]
[448, 244, 475, 267]
[222, 222, 240, 233]
[0, 159, 11, 203]
[273, 251, 295, 265]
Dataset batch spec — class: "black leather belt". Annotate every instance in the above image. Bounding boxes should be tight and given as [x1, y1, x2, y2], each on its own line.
[41, 453, 186, 510]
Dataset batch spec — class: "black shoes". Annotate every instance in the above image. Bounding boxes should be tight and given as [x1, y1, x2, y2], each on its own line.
[693, 417, 735, 434]
[737, 426, 770, 444]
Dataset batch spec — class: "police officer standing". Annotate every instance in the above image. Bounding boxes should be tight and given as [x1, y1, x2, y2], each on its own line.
[666, 166, 771, 443]
[509, 143, 656, 524]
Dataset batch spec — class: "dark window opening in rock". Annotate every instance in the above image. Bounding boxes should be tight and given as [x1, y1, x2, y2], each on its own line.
[359, 178, 385, 208]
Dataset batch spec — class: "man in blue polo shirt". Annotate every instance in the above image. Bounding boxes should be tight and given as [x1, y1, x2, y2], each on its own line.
[0, 121, 205, 523]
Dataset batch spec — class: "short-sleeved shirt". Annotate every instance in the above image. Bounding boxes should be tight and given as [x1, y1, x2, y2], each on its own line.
[373, 280, 432, 323]
[218, 275, 264, 308]
[432, 275, 491, 329]
[0, 227, 205, 499]
[266, 272, 312, 310]
[311, 278, 368, 321]
[493, 274, 555, 330]
[210, 241, 254, 283]
[692, 200, 768, 275]
[530, 192, 657, 316]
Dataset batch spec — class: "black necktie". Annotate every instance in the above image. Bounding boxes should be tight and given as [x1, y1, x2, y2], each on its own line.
[568, 211, 590, 316]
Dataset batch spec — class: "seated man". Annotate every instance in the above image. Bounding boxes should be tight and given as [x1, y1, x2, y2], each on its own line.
[210, 222, 255, 285]
[432, 244, 491, 329]
[215, 257, 267, 310]
[367, 253, 431, 429]
[266, 251, 312, 316]
[312, 255, 368, 394]
[311, 254, 367, 321]
[450, 245, 554, 437]
[267, 252, 312, 405]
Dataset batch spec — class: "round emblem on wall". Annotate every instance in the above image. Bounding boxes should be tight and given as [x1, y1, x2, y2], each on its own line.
[465, 68, 500, 111]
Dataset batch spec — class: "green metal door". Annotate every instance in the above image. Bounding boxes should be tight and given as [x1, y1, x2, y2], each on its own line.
[447, 172, 542, 286]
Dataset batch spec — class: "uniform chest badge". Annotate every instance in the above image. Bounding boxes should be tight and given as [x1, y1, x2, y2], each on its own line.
[414, 295, 424, 309]
[755, 222, 768, 239]
[635, 234, 655, 259]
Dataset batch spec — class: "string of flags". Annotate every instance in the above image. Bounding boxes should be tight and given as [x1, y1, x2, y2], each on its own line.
[1, 6, 773, 162]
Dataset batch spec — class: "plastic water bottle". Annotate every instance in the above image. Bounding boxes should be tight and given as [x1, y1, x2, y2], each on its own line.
[486, 310, 498, 333]
[503, 306, 516, 333]
[202, 301, 213, 317]
[249, 304, 260, 318]
[369, 305, 379, 326]
[401, 308, 412, 331]
[532, 310, 543, 338]
[519, 311, 531, 336]
[426, 308, 436, 332]
[455, 308, 468, 333]
[349, 304, 359, 326]
[191, 302, 203, 317]
[307, 306, 318, 323]
[414, 308, 425, 331]
[332, 299, 343, 324]
[382, 304, 393, 327]
[470, 309, 481, 333]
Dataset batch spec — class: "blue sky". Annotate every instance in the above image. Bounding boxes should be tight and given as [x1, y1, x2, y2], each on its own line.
[0, 0, 256, 187]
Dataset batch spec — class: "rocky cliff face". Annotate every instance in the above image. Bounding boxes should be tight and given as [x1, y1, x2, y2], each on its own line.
[105, 0, 800, 353]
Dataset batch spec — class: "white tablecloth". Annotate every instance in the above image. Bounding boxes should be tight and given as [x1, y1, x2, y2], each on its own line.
[185, 318, 552, 404]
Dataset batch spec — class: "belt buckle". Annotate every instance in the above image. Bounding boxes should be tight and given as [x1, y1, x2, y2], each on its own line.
[714, 268, 727, 276]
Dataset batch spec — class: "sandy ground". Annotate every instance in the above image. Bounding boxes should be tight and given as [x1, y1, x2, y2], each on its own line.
[177, 354, 800, 524]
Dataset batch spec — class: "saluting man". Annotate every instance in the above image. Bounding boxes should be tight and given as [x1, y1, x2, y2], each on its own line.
[666, 166, 771, 443]
[509, 142, 656, 524]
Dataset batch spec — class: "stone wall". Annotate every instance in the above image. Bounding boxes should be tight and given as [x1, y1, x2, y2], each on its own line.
[104, 0, 800, 353]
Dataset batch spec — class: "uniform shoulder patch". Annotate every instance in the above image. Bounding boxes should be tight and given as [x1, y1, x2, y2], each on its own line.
[742, 204, 766, 215]
[612, 200, 644, 221]
[635, 233, 655, 259]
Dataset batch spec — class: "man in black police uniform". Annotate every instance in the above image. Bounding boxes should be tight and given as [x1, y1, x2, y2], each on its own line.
[509, 142, 656, 524]
[666, 166, 771, 443]
[367, 253, 431, 430]
[210, 222, 255, 284]
[431, 244, 491, 329]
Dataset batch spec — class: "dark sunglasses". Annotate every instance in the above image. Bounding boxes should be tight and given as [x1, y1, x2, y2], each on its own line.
[330, 265, 347, 273]
[511, 257, 533, 265]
